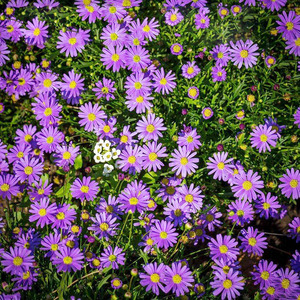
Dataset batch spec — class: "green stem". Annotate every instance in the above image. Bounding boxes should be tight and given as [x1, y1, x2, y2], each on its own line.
[116, 213, 130, 246]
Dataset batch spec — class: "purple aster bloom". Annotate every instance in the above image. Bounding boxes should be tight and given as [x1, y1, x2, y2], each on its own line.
[264, 117, 285, 138]
[265, 56, 276, 68]
[254, 192, 281, 219]
[165, 8, 184, 26]
[23, 17, 48, 48]
[77, 3, 101, 23]
[49, 203, 76, 229]
[14, 156, 44, 184]
[78, 102, 106, 132]
[231, 5, 242, 15]
[211, 44, 231, 67]
[232, 169, 264, 201]
[264, 0, 287, 12]
[34, 0, 59, 10]
[57, 28, 90, 57]
[239, 227, 268, 256]
[177, 183, 204, 213]
[14, 68, 34, 97]
[0, 174, 20, 200]
[156, 176, 182, 202]
[229, 40, 259, 69]
[211, 268, 245, 300]
[293, 108, 300, 128]
[41, 232, 63, 258]
[163, 198, 191, 226]
[6, 18, 23, 43]
[88, 212, 119, 240]
[208, 234, 239, 263]
[53, 142, 80, 168]
[212, 66, 227, 82]
[150, 220, 178, 249]
[0, 42, 10, 66]
[164, 262, 194, 297]
[152, 67, 176, 95]
[28, 178, 53, 201]
[285, 36, 300, 56]
[275, 268, 300, 296]
[117, 144, 143, 174]
[100, 22, 127, 47]
[118, 180, 150, 213]
[250, 124, 278, 153]
[170, 43, 183, 55]
[140, 262, 166, 296]
[211, 258, 241, 277]
[195, 13, 210, 29]
[36, 126, 64, 153]
[291, 250, 300, 273]
[129, 17, 160, 41]
[252, 260, 278, 289]
[36, 71, 60, 94]
[60, 70, 85, 104]
[70, 176, 99, 202]
[181, 61, 200, 79]
[0, 102, 4, 113]
[7, 143, 31, 166]
[125, 93, 154, 113]
[111, 278, 123, 289]
[117, 125, 137, 150]
[188, 225, 209, 244]
[279, 168, 300, 200]
[218, 7, 229, 19]
[124, 72, 152, 98]
[100, 45, 126, 72]
[239, 0, 256, 6]
[7, 0, 28, 7]
[187, 86, 199, 99]
[0, 139, 7, 160]
[52, 247, 84, 272]
[135, 114, 167, 141]
[141, 141, 167, 172]
[100, 245, 125, 270]
[93, 78, 116, 101]
[277, 11, 300, 40]
[169, 146, 199, 178]
[1, 247, 34, 275]
[260, 282, 283, 300]
[100, 3, 127, 24]
[28, 198, 57, 228]
[12, 268, 38, 292]
[95, 117, 117, 139]
[125, 46, 151, 72]
[287, 217, 300, 243]
[96, 195, 123, 219]
[207, 152, 234, 181]
[202, 107, 214, 119]
[227, 199, 254, 226]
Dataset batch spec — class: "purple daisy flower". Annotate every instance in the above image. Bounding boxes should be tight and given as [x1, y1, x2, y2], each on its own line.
[28, 178, 53, 202]
[178, 126, 201, 151]
[254, 192, 281, 219]
[77, 3, 101, 23]
[231, 169, 264, 201]
[264, 117, 286, 138]
[117, 144, 143, 175]
[6, 19, 23, 43]
[227, 199, 254, 226]
[265, 56, 276, 68]
[15, 125, 37, 144]
[111, 278, 123, 289]
[177, 183, 204, 213]
[202, 107, 214, 119]
[275, 268, 300, 297]
[140, 262, 166, 296]
[124, 72, 152, 98]
[35, 71, 60, 95]
[28, 198, 57, 228]
[0, 42, 10, 66]
[219, 7, 229, 19]
[252, 260, 278, 289]
[181, 61, 200, 79]
[211, 268, 245, 300]
[14, 156, 44, 185]
[34, 0, 59, 10]
[170, 43, 183, 55]
[231, 5, 242, 15]
[250, 124, 278, 153]
[96, 195, 122, 219]
[0, 174, 20, 200]
[195, 13, 210, 29]
[152, 68, 177, 95]
[52, 247, 84, 272]
[141, 142, 167, 172]
[287, 217, 300, 243]
[208, 234, 239, 263]
[23, 17, 48, 48]
[150, 220, 178, 249]
[279, 168, 300, 200]
[294, 108, 300, 128]
[163, 198, 191, 226]
[156, 176, 182, 202]
[164, 262, 194, 297]
[1, 247, 34, 275]
[239, 227, 268, 256]
[95, 116, 117, 139]
[100, 45, 126, 72]
[70, 176, 99, 202]
[53, 142, 80, 169]
[93, 78, 116, 101]
[100, 245, 125, 270]
[211, 258, 241, 277]
[165, 8, 184, 26]
[49, 203, 76, 229]
[88, 212, 119, 240]
[100, 3, 127, 24]
[100, 22, 127, 47]
[229, 40, 259, 69]
[117, 125, 137, 150]
[78, 102, 106, 132]
[125, 46, 151, 72]
[207, 152, 234, 181]
[212, 65, 227, 82]
[277, 11, 300, 40]
[211, 44, 231, 67]
[285, 36, 300, 56]
[169, 146, 199, 178]
[264, 0, 287, 12]
[125, 93, 154, 114]
[36, 127, 64, 153]
[260, 282, 282, 300]
[187, 86, 199, 99]
[135, 114, 167, 141]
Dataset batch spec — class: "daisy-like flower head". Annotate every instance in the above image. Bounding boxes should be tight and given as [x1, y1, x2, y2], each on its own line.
[125, 45, 151, 72]
[169, 146, 199, 178]
[218, 6, 229, 19]
[141, 141, 167, 172]
[239, 0, 256, 6]
[165, 8, 184, 26]
[117, 144, 143, 175]
[250, 124, 278, 153]
[100, 45, 127, 72]
[285, 36, 300, 56]
[49, 203, 76, 229]
[100, 22, 127, 47]
[60, 70, 85, 103]
[263, 0, 287, 12]
[178, 126, 201, 152]
[124, 72, 152, 98]
[211, 44, 231, 67]
[251, 259, 278, 289]
[278, 168, 300, 200]
[36, 126, 64, 153]
[177, 183, 204, 213]
[100, 3, 127, 24]
[70, 176, 99, 202]
[170, 43, 183, 55]
[195, 13, 210, 29]
[93, 78, 116, 101]
[265, 55, 276, 68]
[36, 71, 60, 94]
[212, 65, 227, 82]
[231, 5, 242, 16]
[202, 107, 214, 119]
[277, 11, 300, 40]
[0, 174, 20, 200]
[254, 192, 281, 219]
[53, 142, 80, 169]
[77, 3, 101, 23]
[187, 86, 199, 99]
[287, 217, 300, 243]
[181, 61, 201, 79]
[207, 152, 234, 181]
[23, 17, 48, 48]
[227, 199, 254, 226]
[34, 0, 59, 10]
[152, 67, 177, 95]
[125, 93, 154, 114]
[163, 198, 191, 227]
[100, 245, 125, 270]
[150, 220, 178, 249]
[275, 267, 300, 297]
[291, 250, 300, 273]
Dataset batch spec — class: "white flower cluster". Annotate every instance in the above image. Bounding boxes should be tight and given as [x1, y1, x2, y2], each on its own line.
[93, 139, 120, 176]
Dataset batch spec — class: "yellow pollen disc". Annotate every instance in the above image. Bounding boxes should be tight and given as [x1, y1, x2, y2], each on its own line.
[146, 238, 154, 245]
[80, 185, 89, 193]
[7, 25, 14, 33]
[106, 205, 114, 213]
[85, 5, 94, 13]
[136, 96, 144, 103]
[150, 273, 160, 283]
[23, 271, 30, 280]
[263, 202, 270, 210]
[0, 184, 9, 192]
[180, 157, 188, 165]
[223, 279, 232, 289]
[44, 107, 52, 116]
[248, 237, 257, 246]
[237, 111, 244, 118]
[42, 60, 50, 68]
[50, 244, 58, 251]
[14, 61, 21, 69]
[219, 245, 228, 253]
[149, 152, 157, 161]
[217, 52, 224, 58]
[6, 7, 14, 15]
[260, 134, 268, 142]
[217, 71, 223, 76]
[223, 266, 230, 274]
[88, 113, 96, 121]
[56, 212, 65, 220]
[204, 109, 212, 117]
[248, 95, 255, 102]
[237, 210, 244, 217]
[143, 25, 150, 32]
[297, 226, 300, 233]
[13, 257, 23, 266]
[63, 256, 73, 265]
[187, 67, 194, 74]
[266, 287, 275, 295]
[39, 208, 47, 216]
[110, 33, 118, 41]
[185, 194, 193, 203]
[71, 225, 80, 233]
[281, 279, 290, 289]
[92, 258, 100, 266]
[242, 180, 252, 190]
[172, 274, 182, 284]
[268, 58, 274, 65]
[261, 271, 269, 280]
[66, 240, 75, 248]
[83, 0, 91, 5]
[112, 279, 121, 287]
[63, 151, 71, 160]
[240, 50, 249, 58]
[122, 0, 131, 7]
[160, 78, 167, 85]
[160, 231, 168, 239]
[111, 54, 119, 62]
[295, 38, 300, 46]
[46, 136, 54, 144]
[109, 254, 116, 261]
[146, 124, 155, 133]
[233, 6, 240, 12]
[134, 82, 142, 89]
[290, 179, 298, 188]
[221, 9, 228, 15]
[133, 38, 140, 46]
[24, 243, 30, 249]
[103, 125, 111, 133]
[69, 81, 77, 89]
[102, 87, 109, 93]
[33, 28, 41, 36]
[206, 214, 214, 222]
[69, 38, 77, 45]
[217, 162, 225, 170]
[129, 197, 138, 205]
[18, 78, 26, 86]
[17, 151, 24, 158]
[120, 135, 128, 143]
[148, 200, 155, 208]
[286, 22, 294, 30]
[195, 228, 203, 236]
[166, 186, 175, 195]
[133, 55, 141, 62]
[43, 79, 52, 88]
[100, 222, 109, 231]
[25, 134, 32, 142]
[24, 166, 33, 175]
[200, 18, 206, 24]
[109, 6, 117, 13]
[170, 14, 177, 22]
[128, 156, 136, 164]
[173, 45, 181, 53]
[189, 88, 197, 97]
[174, 209, 182, 216]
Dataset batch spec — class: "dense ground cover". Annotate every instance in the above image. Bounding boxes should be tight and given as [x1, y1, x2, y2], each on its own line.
[0, 0, 299, 299]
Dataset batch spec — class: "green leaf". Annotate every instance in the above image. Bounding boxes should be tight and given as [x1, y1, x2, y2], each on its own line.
[55, 183, 71, 198]
[74, 154, 83, 170]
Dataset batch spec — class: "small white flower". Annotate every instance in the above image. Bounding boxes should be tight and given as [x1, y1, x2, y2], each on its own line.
[111, 148, 121, 159]
[94, 145, 103, 155]
[103, 151, 112, 162]
[103, 163, 114, 174]
[96, 139, 104, 147]
[99, 155, 106, 163]
[103, 140, 111, 150]
[94, 154, 102, 163]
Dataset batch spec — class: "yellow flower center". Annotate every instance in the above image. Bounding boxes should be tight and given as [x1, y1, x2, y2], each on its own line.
[110, 33, 118, 41]
[217, 52, 224, 58]
[237, 210, 244, 216]
[260, 134, 268, 142]
[44, 107, 52, 116]
[166, 186, 175, 195]
[248, 237, 257, 246]
[0, 183, 9, 192]
[80, 185, 89, 193]
[160, 231, 168, 239]
[111, 54, 119, 62]
[33, 28, 41, 36]
[204, 109, 212, 117]
[242, 180, 252, 190]
[43, 79, 52, 88]
[7, 25, 14, 33]
[134, 82, 142, 89]
[150, 273, 160, 283]
[103, 125, 111, 133]
[219, 245, 228, 253]
[295, 38, 300, 46]
[189, 88, 197, 97]
[109, 6, 117, 13]
[71, 225, 80, 233]
[42, 60, 50, 68]
[217, 71, 223, 76]
[281, 279, 290, 289]
[195, 228, 203, 236]
[267, 58, 275, 65]
[248, 95, 255, 102]
[69, 81, 77, 89]
[146, 238, 154, 245]
[263, 202, 270, 210]
[106, 205, 114, 213]
[86, 5, 94, 13]
[160, 78, 167, 85]
[6, 7, 14, 15]
[25, 134, 32, 142]
[129, 197, 139, 205]
[172, 274, 182, 284]
[13, 257, 23, 266]
[146, 124, 155, 133]
[56, 212, 65, 220]
[122, 0, 131, 7]
[170, 14, 177, 22]
[200, 18, 206, 24]
[187, 67, 194, 74]
[223, 266, 230, 274]
[133, 55, 141, 62]
[135, 96, 144, 103]
[143, 25, 150, 32]
[237, 111, 244, 118]
[128, 156, 136, 164]
[69, 38, 77, 45]
[39, 208, 47, 216]
[173, 45, 181, 53]
[120, 135, 128, 143]
[63, 151, 71, 160]
[63, 256, 73, 265]
[101, 87, 109, 94]
[92, 258, 101, 266]
[24, 166, 33, 175]
[266, 287, 275, 295]
[174, 209, 182, 216]
[286, 22, 294, 30]
[133, 38, 140, 46]
[290, 179, 298, 188]
[23, 271, 30, 279]
[180, 157, 188, 165]
[217, 162, 225, 170]
[261, 271, 269, 280]
[233, 6, 240, 13]
[18, 78, 26, 86]
[223, 279, 232, 289]
[240, 50, 249, 58]
[100, 222, 109, 231]
[185, 194, 193, 203]
[149, 152, 157, 161]
[108, 254, 116, 261]
[112, 279, 121, 287]
[206, 214, 214, 222]
[88, 113, 96, 121]
[83, 0, 91, 4]
[46, 136, 54, 144]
